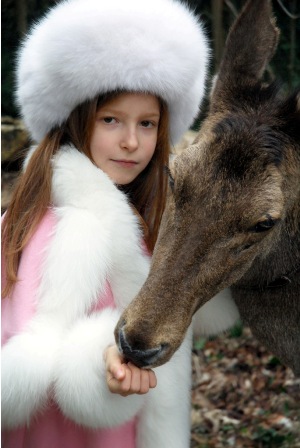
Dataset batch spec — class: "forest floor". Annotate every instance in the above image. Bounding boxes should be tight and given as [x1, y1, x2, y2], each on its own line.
[190, 326, 300, 448]
[2, 170, 300, 448]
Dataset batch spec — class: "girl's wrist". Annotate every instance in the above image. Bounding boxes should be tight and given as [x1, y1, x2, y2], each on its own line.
[103, 344, 114, 361]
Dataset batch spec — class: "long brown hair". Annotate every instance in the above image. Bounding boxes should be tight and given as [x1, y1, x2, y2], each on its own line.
[2, 91, 170, 297]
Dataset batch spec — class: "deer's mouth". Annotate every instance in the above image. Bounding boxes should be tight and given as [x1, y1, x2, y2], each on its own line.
[116, 323, 171, 368]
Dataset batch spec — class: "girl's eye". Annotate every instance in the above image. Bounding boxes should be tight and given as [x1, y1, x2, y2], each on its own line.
[103, 117, 116, 124]
[141, 120, 154, 128]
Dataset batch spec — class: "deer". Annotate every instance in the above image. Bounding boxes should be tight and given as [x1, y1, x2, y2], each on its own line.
[115, 0, 300, 377]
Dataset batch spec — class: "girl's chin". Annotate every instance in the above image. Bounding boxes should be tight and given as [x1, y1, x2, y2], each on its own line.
[108, 169, 142, 185]
[109, 174, 138, 185]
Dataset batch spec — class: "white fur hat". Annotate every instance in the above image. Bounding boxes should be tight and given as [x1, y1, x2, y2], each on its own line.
[16, 0, 209, 144]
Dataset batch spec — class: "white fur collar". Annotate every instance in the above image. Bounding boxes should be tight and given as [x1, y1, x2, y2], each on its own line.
[51, 145, 124, 210]
[34, 145, 150, 324]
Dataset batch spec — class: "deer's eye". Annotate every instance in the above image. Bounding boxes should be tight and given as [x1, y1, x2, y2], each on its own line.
[164, 166, 175, 192]
[250, 215, 278, 233]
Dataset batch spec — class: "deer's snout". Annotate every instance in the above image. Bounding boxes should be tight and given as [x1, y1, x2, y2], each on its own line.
[116, 323, 168, 368]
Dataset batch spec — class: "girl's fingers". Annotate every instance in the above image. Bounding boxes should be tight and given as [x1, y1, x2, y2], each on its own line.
[111, 364, 125, 381]
[107, 365, 130, 395]
[107, 378, 119, 393]
[139, 369, 151, 394]
[105, 345, 126, 380]
[106, 358, 157, 396]
[127, 362, 142, 393]
[106, 373, 122, 394]
[148, 370, 157, 389]
[128, 363, 157, 394]
[119, 366, 132, 395]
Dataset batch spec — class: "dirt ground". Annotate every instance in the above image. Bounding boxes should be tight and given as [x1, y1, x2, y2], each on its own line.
[190, 327, 300, 448]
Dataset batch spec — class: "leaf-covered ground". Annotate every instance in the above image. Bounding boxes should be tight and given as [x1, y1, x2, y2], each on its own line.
[190, 327, 300, 448]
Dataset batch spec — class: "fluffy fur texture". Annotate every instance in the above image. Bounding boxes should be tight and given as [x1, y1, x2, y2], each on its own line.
[193, 289, 240, 337]
[1, 318, 63, 428]
[54, 308, 144, 428]
[2, 147, 192, 446]
[16, 0, 209, 144]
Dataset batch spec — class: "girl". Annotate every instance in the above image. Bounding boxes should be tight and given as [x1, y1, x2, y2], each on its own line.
[1, 0, 209, 447]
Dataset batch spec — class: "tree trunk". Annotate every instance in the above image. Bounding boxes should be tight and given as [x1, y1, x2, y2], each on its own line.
[289, 0, 296, 88]
[15, 0, 27, 37]
[211, 0, 224, 70]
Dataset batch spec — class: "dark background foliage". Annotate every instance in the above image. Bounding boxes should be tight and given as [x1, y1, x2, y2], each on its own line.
[2, 0, 299, 118]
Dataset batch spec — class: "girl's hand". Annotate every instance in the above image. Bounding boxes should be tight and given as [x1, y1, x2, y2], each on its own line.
[104, 345, 157, 396]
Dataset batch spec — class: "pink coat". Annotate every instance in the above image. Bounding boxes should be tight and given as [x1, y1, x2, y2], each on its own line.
[2, 210, 136, 448]
[1, 146, 193, 448]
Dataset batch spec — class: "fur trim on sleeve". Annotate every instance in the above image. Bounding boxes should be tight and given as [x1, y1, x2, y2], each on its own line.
[1, 317, 63, 429]
[54, 308, 145, 428]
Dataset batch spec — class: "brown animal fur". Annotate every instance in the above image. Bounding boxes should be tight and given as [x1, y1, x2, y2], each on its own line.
[115, 0, 300, 375]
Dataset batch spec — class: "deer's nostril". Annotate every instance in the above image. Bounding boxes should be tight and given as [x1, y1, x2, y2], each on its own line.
[118, 327, 166, 368]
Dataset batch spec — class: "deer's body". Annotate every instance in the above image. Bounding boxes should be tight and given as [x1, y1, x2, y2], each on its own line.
[115, 0, 300, 376]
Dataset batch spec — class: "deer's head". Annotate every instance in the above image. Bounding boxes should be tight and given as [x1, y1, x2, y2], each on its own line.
[115, 0, 300, 370]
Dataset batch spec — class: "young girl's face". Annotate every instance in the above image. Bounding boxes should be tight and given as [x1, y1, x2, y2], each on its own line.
[90, 92, 160, 185]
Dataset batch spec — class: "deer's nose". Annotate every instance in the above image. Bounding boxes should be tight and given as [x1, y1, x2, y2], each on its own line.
[117, 326, 166, 368]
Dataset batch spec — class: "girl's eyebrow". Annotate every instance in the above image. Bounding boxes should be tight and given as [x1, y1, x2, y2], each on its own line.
[145, 112, 160, 118]
[140, 113, 160, 120]
[98, 108, 160, 119]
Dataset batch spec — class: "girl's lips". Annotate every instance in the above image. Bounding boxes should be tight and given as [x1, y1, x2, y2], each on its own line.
[112, 159, 138, 168]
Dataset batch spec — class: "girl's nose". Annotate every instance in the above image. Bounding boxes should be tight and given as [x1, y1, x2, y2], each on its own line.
[120, 127, 139, 152]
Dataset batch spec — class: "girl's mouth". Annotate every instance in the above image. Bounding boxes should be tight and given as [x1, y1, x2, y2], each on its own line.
[112, 159, 138, 168]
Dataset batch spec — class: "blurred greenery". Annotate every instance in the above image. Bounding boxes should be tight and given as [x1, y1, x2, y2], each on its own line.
[1, 0, 299, 118]
[252, 426, 296, 446]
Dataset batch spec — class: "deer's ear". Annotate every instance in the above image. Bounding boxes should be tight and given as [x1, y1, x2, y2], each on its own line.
[211, 0, 279, 106]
